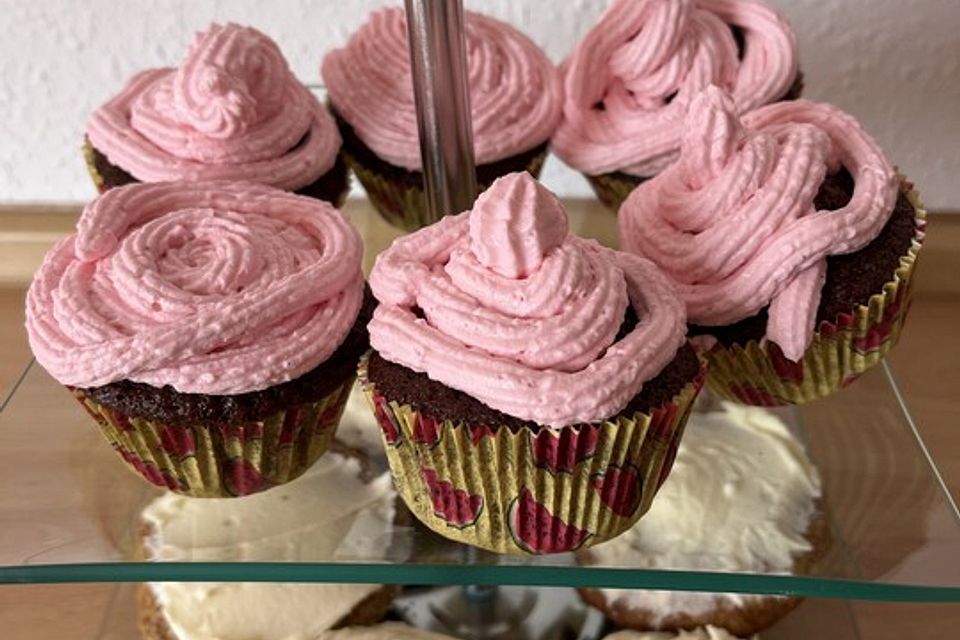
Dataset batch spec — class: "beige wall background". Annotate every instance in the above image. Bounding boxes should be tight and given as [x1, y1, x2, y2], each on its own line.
[2, 0, 958, 209]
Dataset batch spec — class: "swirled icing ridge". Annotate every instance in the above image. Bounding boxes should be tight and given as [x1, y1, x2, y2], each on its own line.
[553, 0, 797, 177]
[322, 8, 563, 170]
[619, 87, 898, 360]
[368, 172, 687, 427]
[26, 182, 364, 394]
[87, 23, 340, 190]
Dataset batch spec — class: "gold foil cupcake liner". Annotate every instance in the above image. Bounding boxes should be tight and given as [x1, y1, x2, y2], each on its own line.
[342, 149, 547, 232]
[584, 171, 644, 212]
[704, 182, 926, 406]
[71, 378, 354, 498]
[359, 354, 704, 554]
[82, 140, 108, 194]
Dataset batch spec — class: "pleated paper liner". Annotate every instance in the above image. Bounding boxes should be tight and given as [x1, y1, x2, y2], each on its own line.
[70, 377, 354, 498]
[575, 497, 834, 637]
[342, 148, 547, 232]
[585, 170, 646, 212]
[704, 181, 927, 406]
[359, 354, 705, 555]
[82, 140, 108, 194]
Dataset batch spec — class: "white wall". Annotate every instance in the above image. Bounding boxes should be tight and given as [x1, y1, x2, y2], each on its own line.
[2, 0, 958, 209]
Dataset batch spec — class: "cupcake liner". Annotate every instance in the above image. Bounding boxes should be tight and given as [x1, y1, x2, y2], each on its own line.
[71, 377, 354, 498]
[342, 148, 547, 232]
[358, 354, 705, 555]
[584, 171, 645, 212]
[82, 140, 108, 194]
[704, 181, 927, 406]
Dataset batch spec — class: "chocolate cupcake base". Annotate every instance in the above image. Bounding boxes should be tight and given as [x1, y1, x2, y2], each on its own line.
[359, 346, 705, 555]
[82, 140, 351, 207]
[333, 111, 548, 231]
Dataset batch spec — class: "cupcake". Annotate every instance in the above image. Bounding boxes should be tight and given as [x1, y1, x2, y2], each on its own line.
[578, 402, 827, 637]
[85, 23, 348, 205]
[359, 172, 704, 555]
[25, 181, 369, 497]
[322, 8, 562, 230]
[137, 448, 401, 640]
[552, 0, 800, 210]
[602, 628, 748, 640]
[618, 87, 925, 405]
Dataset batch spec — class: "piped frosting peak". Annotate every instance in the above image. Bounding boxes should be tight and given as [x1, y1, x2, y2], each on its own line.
[678, 87, 747, 189]
[369, 172, 686, 427]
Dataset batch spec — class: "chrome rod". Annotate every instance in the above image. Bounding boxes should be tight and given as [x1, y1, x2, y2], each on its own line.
[404, 0, 477, 222]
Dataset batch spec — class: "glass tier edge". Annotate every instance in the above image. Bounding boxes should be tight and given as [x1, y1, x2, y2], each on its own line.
[883, 362, 960, 523]
[2, 563, 960, 603]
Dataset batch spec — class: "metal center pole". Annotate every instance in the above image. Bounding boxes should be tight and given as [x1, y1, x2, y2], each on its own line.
[404, 1, 494, 625]
[404, 0, 478, 222]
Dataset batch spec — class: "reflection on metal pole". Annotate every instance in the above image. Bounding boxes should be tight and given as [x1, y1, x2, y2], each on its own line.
[404, 0, 478, 223]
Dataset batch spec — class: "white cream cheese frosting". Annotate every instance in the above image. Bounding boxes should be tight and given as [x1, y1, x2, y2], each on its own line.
[585, 402, 821, 623]
[142, 452, 396, 640]
[602, 626, 748, 640]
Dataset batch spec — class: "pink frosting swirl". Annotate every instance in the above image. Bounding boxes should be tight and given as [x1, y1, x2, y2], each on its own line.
[87, 23, 340, 190]
[26, 182, 364, 394]
[552, 0, 797, 177]
[619, 87, 898, 361]
[322, 8, 563, 170]
[368, 172, 687, 427]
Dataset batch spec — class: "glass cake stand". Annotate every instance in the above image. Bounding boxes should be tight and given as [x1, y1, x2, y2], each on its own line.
[2, 203, 959, 614]
[4, 4, 956, 638]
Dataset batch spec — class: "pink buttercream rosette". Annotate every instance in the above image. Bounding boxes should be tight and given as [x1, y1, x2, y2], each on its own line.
[359, 173, 705, 553]
[552, 0, 798, 209]
[86, 23, 341, 193]
[26, 181, 366, 496]
[619, 87, 925, 405]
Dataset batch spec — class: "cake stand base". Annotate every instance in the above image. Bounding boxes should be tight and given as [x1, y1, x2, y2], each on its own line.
[394, 584, 605, 639]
